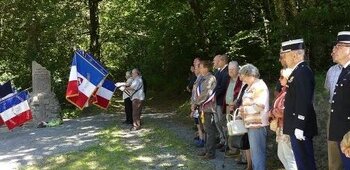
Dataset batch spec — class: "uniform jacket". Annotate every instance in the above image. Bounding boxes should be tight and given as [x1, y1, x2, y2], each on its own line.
[283, 62, 318, 137]
[329, 65, 350, 141]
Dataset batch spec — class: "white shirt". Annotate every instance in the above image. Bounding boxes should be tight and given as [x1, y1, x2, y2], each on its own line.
[129, 76, 145, 101]
[220, 64, 228, 72]
[324, 64, 342, 102]
[343, 60, 350, 68]
[291, 61, 304, 71]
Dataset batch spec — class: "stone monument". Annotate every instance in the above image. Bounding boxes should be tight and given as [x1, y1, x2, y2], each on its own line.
[30, 61, 60, 126]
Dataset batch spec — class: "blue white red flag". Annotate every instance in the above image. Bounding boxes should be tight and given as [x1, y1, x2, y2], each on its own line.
[0, 81, 15, 126]
[0, 90, 32, 130]
[66, 50, 108, 110]
[93, 79, 116, 109]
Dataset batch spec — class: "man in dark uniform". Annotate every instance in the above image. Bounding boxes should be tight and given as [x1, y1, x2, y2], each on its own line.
[329, 31, 350, 169]
[281, 39, 317, 170]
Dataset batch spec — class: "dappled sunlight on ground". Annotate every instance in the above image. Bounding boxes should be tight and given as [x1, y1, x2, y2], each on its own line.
[0, 114, 115, 170]
[5, 110, 227, 169]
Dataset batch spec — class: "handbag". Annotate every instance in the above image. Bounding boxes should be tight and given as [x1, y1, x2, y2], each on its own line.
[226, 109, 248, 136]
[229, 133, 249, 149]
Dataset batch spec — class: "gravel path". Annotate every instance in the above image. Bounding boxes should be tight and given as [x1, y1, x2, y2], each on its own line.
[0, 113, 115, 170]
[0, 112, 245, 170]
[142, 112, 245, 170]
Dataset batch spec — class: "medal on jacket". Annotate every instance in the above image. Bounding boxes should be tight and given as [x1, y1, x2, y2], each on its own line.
[288, 76, 294, 83]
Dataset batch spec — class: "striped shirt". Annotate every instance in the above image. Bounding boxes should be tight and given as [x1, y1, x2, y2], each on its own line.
[241, 79, 270, 128]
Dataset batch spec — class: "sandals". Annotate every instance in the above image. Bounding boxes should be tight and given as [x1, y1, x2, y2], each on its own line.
[130, 126, 141, 131]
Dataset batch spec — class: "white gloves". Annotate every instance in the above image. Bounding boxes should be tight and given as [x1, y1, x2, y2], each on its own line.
[294, 128, 305, 141]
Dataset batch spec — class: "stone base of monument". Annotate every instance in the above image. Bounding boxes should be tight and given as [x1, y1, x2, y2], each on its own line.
[29, 61, 61, 128]
[28, 92, 61, 127]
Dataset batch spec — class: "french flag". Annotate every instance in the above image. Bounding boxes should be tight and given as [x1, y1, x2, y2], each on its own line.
[66, 50, 108, 110]
[0, 91, 32, 130]
[93, 79, 116, 109]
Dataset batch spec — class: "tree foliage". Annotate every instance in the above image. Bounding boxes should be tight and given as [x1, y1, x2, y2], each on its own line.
[1, 0, 350, 104]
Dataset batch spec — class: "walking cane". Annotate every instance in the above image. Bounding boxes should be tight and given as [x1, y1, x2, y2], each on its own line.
[222, 134, 228, 168]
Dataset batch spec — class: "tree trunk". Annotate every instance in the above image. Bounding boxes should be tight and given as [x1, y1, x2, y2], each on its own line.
[26, 16, 41, 63]
[273, 0, 286, 23]
[188, 0, 210, 56]
[88, 0, 101, 60]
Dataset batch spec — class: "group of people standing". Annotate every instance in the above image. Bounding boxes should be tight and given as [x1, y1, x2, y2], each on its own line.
[186, 31, 350, 170]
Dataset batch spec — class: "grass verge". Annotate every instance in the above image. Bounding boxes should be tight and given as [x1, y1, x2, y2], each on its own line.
[24, 116, 213, 170]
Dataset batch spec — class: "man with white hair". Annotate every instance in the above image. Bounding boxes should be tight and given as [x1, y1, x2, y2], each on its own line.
[281, 39, 317, 169]
[224, 61, 244, 157]
[324, 63, 342, 170]
[329, 31, 350, 169]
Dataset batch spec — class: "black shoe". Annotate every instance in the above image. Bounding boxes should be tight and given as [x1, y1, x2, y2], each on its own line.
[197, 151, 207, 156]
[201, 153, 215, 160]
[236, 160, 247, 165]
[224, 150, 240, 158]
[219, 146, 229, 152]
[216, 143, 224, 149]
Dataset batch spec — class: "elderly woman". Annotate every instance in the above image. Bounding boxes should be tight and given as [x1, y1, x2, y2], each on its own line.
[238, 64, 269, 170]
[270, 68, 297, 170]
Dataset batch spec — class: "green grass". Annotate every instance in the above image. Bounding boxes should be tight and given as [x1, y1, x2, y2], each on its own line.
[24, 117, 213, 170]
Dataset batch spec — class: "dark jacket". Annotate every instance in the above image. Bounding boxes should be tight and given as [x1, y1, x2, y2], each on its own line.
[187, 73, 197, 92]
[329, 65, 350, 141]
[283, 62, 318, 137]
[214, 66, 230, 106]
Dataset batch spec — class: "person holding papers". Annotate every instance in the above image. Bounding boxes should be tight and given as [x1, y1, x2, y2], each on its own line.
[121, 71, 134, 125]
[125, 68, 145, 131]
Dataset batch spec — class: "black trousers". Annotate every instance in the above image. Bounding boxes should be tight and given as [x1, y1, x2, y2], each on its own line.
[124, 97, 133, 123]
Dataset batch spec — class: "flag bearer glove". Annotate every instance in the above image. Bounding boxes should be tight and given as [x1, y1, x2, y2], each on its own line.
[294, 128, 305, 141]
